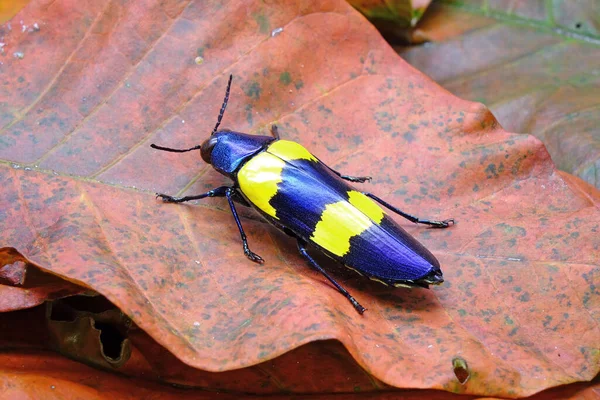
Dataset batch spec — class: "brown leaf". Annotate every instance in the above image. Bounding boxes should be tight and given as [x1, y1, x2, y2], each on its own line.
[0, 0, 599, 397]
[0, 347, 599, 398]
[0, 249, 85, 311]
[398, 1, 600, 188]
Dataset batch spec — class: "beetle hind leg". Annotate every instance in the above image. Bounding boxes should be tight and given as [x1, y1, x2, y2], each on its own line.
[364, 192, 454, 228]
[297, 239, 366, 315]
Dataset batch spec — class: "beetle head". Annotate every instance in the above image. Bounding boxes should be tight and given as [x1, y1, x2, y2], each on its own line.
[200, 134, 219, 164]
[202, 130, 275, 176]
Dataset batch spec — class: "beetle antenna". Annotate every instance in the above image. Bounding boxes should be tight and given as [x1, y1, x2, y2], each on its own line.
[212, 74, 233, 135]
[150, 143, 202, 153]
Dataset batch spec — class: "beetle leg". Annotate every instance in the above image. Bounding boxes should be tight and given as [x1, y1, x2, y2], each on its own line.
[296, 239, 366, 315]
[156, 186, 229, 203]
[363, 192, 455, 228]
[225, 188, 264, 264]
[270, 124, 281, 140]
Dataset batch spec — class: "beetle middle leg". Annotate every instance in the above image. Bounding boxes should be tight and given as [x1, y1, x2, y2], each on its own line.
[364, 192, 454, 228]
[296, 239, 366, 315]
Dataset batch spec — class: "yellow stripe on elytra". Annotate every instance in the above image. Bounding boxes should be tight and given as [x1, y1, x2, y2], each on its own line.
[237, 152, 285, 218]
[347, 191, 384, 224]
[267, 140, 317, 162]
[311, 200, 373, 257]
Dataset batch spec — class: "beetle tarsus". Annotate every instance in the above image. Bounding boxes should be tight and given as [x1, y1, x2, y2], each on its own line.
[364, 192, 455, 228]
[418, 217, 455, 229]
[157, 194, 174, 202]
[430, 218, 455, 228]
[340, 174, 371, 183]
[354, 303, 366, 315]
[244, 246, 264, 264]
[330, 168, 371, 183]
[297, 239, 366, 315]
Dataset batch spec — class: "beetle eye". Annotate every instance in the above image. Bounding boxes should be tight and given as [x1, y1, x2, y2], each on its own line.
[201, 136, 218, 164]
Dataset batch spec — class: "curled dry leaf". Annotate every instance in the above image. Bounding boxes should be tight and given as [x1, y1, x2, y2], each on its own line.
[0, 0, 599, 397]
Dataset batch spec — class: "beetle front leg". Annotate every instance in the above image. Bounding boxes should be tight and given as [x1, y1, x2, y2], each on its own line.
[297, 239, 366, 315]
[364, 192, 454, 228]
[225, 188, 264, 264]
[156, 186, 229, 203]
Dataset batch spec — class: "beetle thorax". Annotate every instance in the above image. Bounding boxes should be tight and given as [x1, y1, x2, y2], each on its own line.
[202, 130, 276, 177]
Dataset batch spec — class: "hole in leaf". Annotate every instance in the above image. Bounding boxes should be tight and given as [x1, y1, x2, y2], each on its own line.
[49, 300, 77, 322]
[94, 320, 126, 360]
[61, 295, 116, 313]
[452, 356, 470, 384]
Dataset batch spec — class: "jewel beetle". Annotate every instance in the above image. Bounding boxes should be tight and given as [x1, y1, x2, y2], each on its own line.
[151, 75, 454, 314]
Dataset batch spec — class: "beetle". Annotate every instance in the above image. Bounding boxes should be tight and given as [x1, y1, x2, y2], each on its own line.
[151, 75, 454, 314]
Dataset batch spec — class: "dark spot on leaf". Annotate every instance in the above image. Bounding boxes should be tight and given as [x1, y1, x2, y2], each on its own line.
[245, 104, 253, 126]
[244, 81, 261, 100]
[485, 163, 498, 178]
[519, 292, 530, 302]
[318, 104, 332, 114]
[279, 71, 291, 85]
[253, 13, 270, 34]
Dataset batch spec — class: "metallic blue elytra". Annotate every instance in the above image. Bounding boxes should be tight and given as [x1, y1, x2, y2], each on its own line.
[260, 156, 443, 285]
[150, 75, 454, 315]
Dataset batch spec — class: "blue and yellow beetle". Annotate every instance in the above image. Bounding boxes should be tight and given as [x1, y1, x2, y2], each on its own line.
[151, 75, 454, 314]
